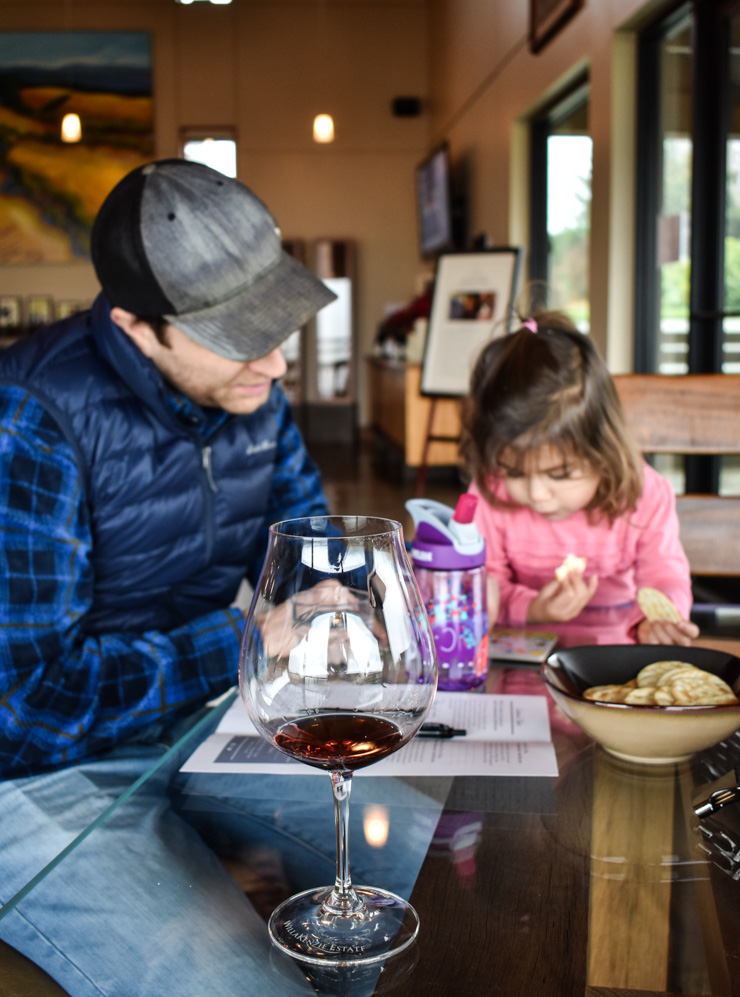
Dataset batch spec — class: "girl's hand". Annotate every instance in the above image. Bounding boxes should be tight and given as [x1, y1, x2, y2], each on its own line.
[526, 572, 599, 624]
[636, 617, 699, 646]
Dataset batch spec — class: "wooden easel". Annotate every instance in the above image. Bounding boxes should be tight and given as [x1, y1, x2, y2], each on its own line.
[414, 395, 461, 497]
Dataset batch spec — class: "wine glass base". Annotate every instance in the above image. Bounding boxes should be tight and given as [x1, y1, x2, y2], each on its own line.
[268, 885, 420, 967]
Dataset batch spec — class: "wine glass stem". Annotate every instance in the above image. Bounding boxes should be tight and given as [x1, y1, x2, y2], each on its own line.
[325, 768, 363, 915]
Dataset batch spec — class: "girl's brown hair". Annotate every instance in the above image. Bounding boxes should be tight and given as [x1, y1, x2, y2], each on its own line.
[460, 312, 643, 524]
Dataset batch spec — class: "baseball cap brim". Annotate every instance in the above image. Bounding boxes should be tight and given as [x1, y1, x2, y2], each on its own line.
[164, 249, 337, 362]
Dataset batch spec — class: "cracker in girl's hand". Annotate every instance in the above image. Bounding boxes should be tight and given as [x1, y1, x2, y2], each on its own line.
[555, 553, 586, 582]
[637, 587, 682, 623]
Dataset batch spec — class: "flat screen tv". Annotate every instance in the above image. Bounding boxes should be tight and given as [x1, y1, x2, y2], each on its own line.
[416, 143, 455, 259]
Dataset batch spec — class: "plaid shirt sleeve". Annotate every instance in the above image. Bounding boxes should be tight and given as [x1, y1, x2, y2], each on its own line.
[0, 386, 245, 778]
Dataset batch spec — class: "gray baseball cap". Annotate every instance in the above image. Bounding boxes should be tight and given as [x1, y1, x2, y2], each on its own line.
[91, 159, 337, 361]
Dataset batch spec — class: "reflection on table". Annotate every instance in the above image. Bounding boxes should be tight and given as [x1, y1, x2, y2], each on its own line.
[1, 663, 739, 996]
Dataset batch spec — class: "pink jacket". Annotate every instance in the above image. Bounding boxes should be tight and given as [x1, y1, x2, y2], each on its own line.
[470, 463, 692, 647]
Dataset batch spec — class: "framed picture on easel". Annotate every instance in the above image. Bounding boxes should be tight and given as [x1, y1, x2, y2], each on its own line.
[420, 248, 522, 398]
[0, 296, 22, 330]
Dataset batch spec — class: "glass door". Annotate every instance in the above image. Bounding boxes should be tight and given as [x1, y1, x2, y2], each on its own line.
[723, 9, 740, 375]
[635, 0, 740, 516]
[530, 76, 592, 330]
[634, 5, 693, 375]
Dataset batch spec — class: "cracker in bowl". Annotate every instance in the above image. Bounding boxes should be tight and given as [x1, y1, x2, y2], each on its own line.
[583, 682, 636, 703]
[584, 660, 739, 707]
[635, 660, 687, 687]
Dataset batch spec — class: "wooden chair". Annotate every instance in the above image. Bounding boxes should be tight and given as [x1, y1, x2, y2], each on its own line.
[614, 374, 740, 629]
[0, 938, 70, 995]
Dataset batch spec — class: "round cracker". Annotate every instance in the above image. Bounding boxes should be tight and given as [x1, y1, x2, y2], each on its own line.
[636, 660, 690, 687]
[668, 677, 724, 704]
[655, 665, 707, 687]
[661, 669, 727, 691]
[583, 684, 631, 703]
[624, 686, 658, 705]
[653, 687, 677, 705]
[637, 587, 682, 623]
[697, 691, 740, 705]
[582, 660, 739, 708]
[655, 662, 738, 705]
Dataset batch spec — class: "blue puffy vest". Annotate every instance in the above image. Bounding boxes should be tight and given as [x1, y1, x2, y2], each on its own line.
[1, 296, 289, 634]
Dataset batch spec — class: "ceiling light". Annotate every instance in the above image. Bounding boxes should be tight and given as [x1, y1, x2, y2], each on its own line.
[313, 114, 335, 144]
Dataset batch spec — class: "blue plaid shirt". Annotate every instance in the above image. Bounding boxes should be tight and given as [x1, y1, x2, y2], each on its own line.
[0, 381, 327, 778]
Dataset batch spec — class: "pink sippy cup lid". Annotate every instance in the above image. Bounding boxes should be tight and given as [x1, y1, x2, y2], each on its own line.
[453, 494, 478, 524]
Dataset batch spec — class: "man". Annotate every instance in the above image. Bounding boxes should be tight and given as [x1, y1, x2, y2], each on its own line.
[0, 160, 339, 994]
[0, 159, 335, 778]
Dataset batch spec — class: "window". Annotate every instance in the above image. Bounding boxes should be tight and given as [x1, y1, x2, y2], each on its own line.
[636, 0, 740, 376]
[635, 0, 740, 495]
[634, 6, 693, 374]
[277, 240, 307, 407]
[530, 77, 592, 330]
[313, 240, 354, 403]
[179, 128, 237, 178]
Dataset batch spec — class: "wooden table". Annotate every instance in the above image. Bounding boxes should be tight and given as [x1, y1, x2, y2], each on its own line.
[366, 357, 461, 468]
[2, 651, 739, 996]
[407, 721, 740, 995]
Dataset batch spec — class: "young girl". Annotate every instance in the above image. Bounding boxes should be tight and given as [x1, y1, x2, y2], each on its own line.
[461, 312, 699, 648]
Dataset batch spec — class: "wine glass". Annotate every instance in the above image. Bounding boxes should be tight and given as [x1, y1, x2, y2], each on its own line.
[239, 515, 437, 966]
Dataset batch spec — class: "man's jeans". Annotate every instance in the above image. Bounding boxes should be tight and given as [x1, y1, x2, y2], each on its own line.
[0, 741, 443, 996]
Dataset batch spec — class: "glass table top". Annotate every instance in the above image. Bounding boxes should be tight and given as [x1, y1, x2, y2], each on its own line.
[2, 676, 740, 996]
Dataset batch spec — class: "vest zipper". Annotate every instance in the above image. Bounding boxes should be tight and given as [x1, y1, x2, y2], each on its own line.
[198, 442, 217, 567]
[202, 445, 218, 493]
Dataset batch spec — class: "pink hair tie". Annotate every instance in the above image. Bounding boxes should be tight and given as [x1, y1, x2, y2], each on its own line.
[521, 318, 538, 333]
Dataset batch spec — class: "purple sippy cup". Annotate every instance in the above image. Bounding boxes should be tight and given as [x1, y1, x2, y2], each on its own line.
[406, 495, 489, 691]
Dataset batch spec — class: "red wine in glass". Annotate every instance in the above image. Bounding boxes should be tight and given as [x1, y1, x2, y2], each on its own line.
[273, 713, 405, 771]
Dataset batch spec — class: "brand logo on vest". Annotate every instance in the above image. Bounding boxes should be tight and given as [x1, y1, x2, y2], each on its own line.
[245, 440, 277, 456]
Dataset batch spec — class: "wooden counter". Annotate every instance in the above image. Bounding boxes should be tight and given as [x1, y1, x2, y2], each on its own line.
[366, 356, 462, 468]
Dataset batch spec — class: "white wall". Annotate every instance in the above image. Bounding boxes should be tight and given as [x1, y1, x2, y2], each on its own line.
[0, 0, 432, 423]
[427, 0, 674, 371]
[0, 0, 679, 417]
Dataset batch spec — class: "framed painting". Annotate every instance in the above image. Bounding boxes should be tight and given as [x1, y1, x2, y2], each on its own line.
[0, 31, 154, 264]
[55, 299, 89, 320]
[420, 248, 523, 398]
[26, 295, 53, 328]
[530, 0, 585, 54]
[0, 296, 22, 329]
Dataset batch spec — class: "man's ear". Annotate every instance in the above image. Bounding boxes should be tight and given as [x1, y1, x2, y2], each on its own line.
[110, 307, 159, 358]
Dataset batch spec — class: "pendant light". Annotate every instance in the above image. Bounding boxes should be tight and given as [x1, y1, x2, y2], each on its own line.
[313, 114, 335, 144]
[311, 0, 335, 143]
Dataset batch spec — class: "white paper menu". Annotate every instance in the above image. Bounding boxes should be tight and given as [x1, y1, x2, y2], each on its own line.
[179, 691, 558, 778]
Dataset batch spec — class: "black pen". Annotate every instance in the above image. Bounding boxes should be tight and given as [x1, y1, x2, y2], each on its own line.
[418, 723, 467, 739]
